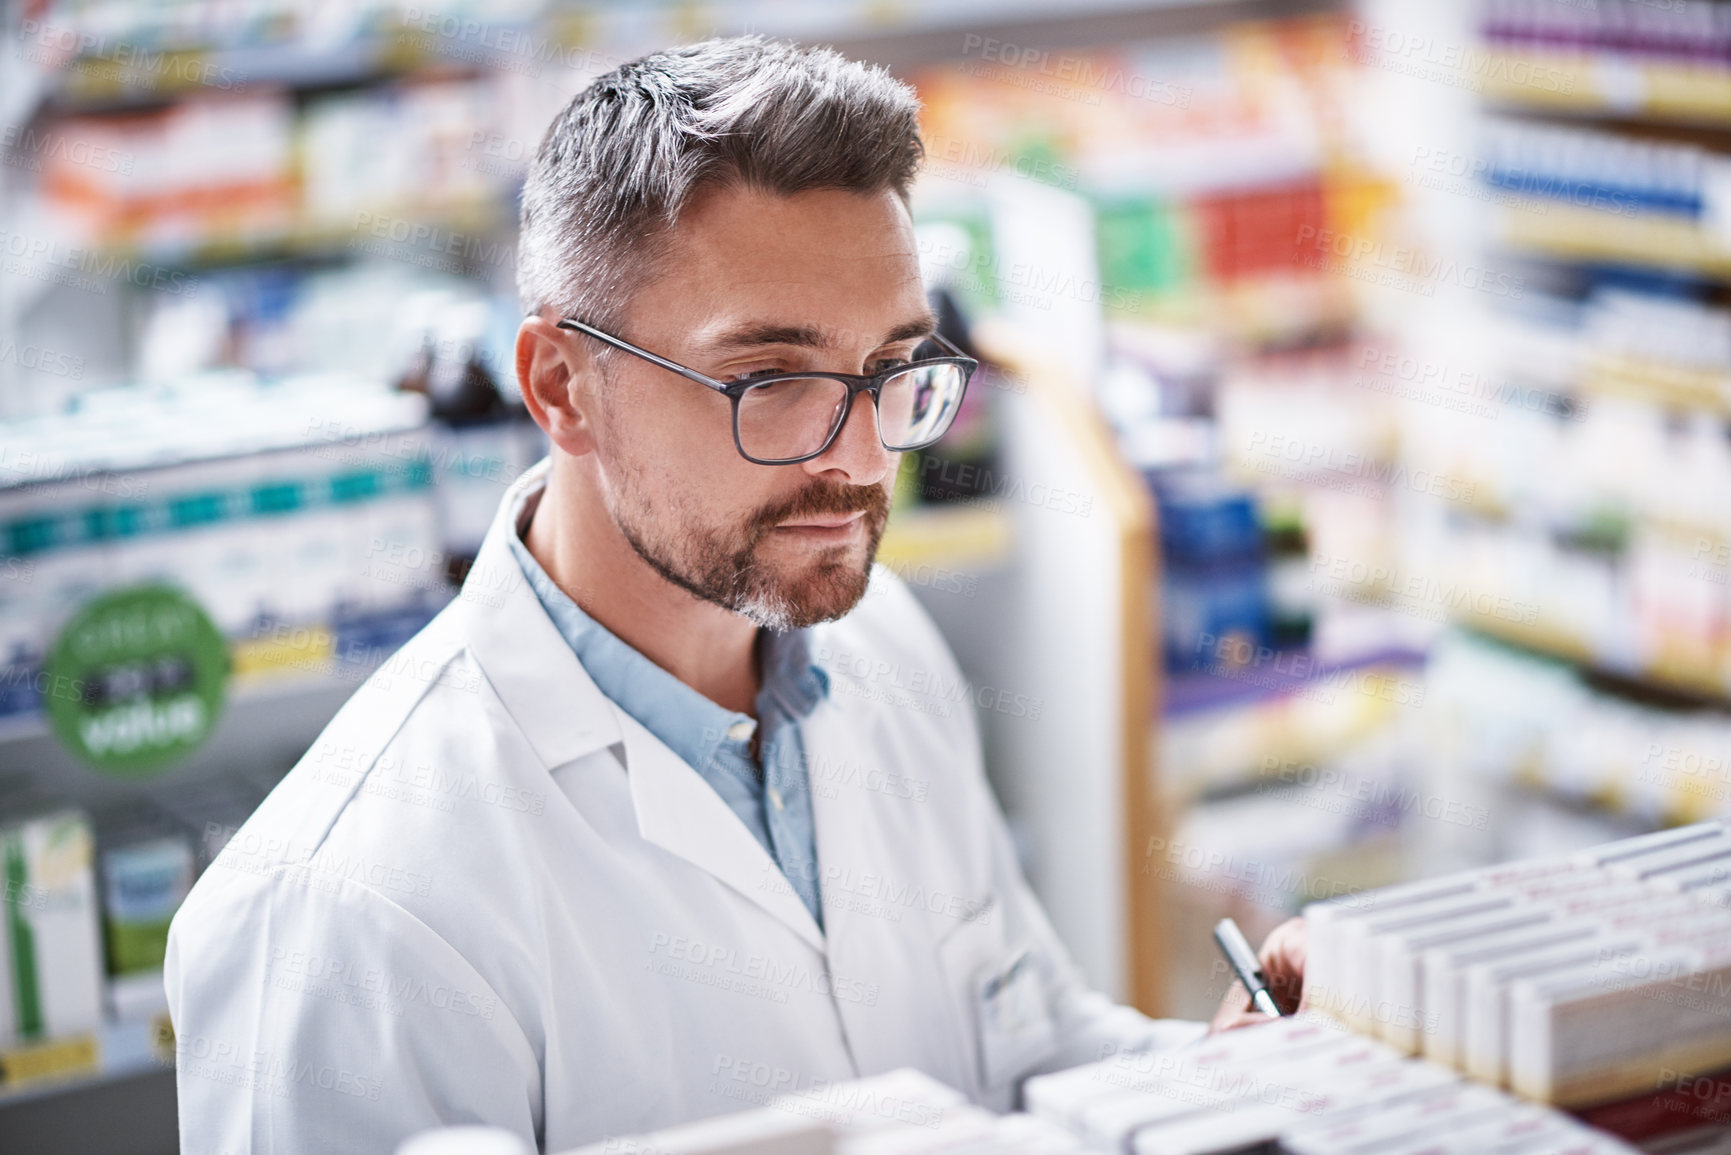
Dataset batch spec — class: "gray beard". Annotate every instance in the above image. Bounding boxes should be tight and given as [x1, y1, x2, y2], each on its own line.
[607, 484, 889, 630]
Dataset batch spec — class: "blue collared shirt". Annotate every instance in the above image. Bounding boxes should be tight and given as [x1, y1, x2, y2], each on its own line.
[506, 520, 828, 930]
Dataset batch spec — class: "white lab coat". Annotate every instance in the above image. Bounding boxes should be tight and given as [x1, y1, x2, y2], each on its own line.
[165, 460, 1202, 1154]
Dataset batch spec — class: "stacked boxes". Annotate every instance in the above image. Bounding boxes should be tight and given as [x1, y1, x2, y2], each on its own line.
[1022, 1015, 1633, 1154]
[1306, 819, 1731, 1108]
[0, 372, 443, 728]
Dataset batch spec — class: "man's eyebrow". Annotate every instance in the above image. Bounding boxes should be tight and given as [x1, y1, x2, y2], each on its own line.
[883, 316, 940, 346]
[708, 323, 827, 351]
[705, 315, 939, 353]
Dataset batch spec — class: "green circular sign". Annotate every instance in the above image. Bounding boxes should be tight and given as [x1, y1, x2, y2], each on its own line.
[43, 584, 228, 776]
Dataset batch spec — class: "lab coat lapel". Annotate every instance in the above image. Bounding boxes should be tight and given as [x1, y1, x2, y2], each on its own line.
[460, 460, 824, 952]
[449, 461, 622, 771]
[621, 711, 825, 953]
[803, 696, 934, 1073]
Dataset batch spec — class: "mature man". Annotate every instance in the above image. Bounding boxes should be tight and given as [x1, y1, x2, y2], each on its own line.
[167, 36, 1298, 1154]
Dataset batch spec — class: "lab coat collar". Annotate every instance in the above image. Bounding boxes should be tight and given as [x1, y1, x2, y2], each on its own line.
[451, 459, 824, 952]
[618, 707, 825, 952]
[450, 458, 623, 772]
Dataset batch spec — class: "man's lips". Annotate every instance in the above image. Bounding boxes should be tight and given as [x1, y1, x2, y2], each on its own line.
[776, 511, 866, 530]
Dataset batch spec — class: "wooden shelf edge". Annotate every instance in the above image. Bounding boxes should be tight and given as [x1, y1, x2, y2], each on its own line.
[971, 318, 1169, 1016]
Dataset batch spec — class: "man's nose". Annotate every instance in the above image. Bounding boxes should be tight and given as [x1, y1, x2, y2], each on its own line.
[803, 389, 896, 487]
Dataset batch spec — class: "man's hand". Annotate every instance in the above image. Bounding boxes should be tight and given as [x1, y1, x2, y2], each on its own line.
[1207, 917, 1306, 1034]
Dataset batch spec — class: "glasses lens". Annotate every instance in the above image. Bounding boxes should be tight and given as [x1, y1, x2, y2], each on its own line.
[877, 362, 966, 450]
[736, 376, 851, 462]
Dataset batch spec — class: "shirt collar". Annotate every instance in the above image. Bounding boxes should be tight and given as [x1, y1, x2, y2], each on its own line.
[502, 484, 828, 777]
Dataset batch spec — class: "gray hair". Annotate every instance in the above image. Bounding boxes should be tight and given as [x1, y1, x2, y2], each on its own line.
[517, 36, 925, 332]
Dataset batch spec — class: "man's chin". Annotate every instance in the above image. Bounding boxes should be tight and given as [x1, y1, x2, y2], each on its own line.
[744, 552, 874, 629]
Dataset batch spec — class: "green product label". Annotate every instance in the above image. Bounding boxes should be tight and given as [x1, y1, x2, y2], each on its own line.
[5, 834, 40, 1039]
[43, 585, 228, 776]
[105, 918, 174, 976]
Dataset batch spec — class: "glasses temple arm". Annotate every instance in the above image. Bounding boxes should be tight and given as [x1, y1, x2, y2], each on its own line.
[554, 318, 734, 396]
[926, 330, 976, 362]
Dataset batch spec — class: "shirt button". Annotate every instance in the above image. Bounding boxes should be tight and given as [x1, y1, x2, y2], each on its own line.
[769, 787, 784, 811]
[726, 720, 754, 742]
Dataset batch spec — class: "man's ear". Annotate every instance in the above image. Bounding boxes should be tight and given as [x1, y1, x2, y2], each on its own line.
[517, 316, 601, 456]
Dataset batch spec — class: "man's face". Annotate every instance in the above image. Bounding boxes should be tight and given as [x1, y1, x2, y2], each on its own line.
[582, 185, 931, 630]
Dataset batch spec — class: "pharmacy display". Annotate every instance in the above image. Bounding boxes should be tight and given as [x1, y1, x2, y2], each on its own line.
[573, 822, 1731, 1155]
[1, 809, 104, 1075]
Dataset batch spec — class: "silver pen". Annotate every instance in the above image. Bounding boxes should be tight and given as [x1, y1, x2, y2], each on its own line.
[1213, 917, 1283, 1017]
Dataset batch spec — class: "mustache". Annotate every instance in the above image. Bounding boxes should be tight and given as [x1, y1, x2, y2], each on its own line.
[747, 483, 890, 536]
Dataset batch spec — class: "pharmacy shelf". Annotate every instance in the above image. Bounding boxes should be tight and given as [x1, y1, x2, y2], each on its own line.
[1466, 617, 1731, 711]
[1163, 643, 1427, 717]
[878, 500, 1012, 571]
[1582, 350, 1731, 416]
[16, 17, 551, 120]
[1493, 198, 1731, 279]
[12, 0, 1337, 119]
[0, 1011, 172, 1107]
[0, 194, 507, 333]
[105, 197, 508, 269]
[0, 600, 442, 752]
[1160, 646, 1426, 804]
[1480, 51, 1731, 128]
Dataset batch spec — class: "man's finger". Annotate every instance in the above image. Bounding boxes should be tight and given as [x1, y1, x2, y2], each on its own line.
[1208, 980, 1252, 1035]
[1257, 918, 1308, 1014]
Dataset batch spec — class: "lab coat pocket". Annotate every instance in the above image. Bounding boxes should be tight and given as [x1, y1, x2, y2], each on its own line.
[935, 898, 1057, 1094]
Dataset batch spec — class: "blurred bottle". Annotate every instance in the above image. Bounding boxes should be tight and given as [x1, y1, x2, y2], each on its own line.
[395, 296, 545, 585]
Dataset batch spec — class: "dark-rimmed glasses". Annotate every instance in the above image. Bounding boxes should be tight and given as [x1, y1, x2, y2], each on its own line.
[555, 316, 977, 466]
